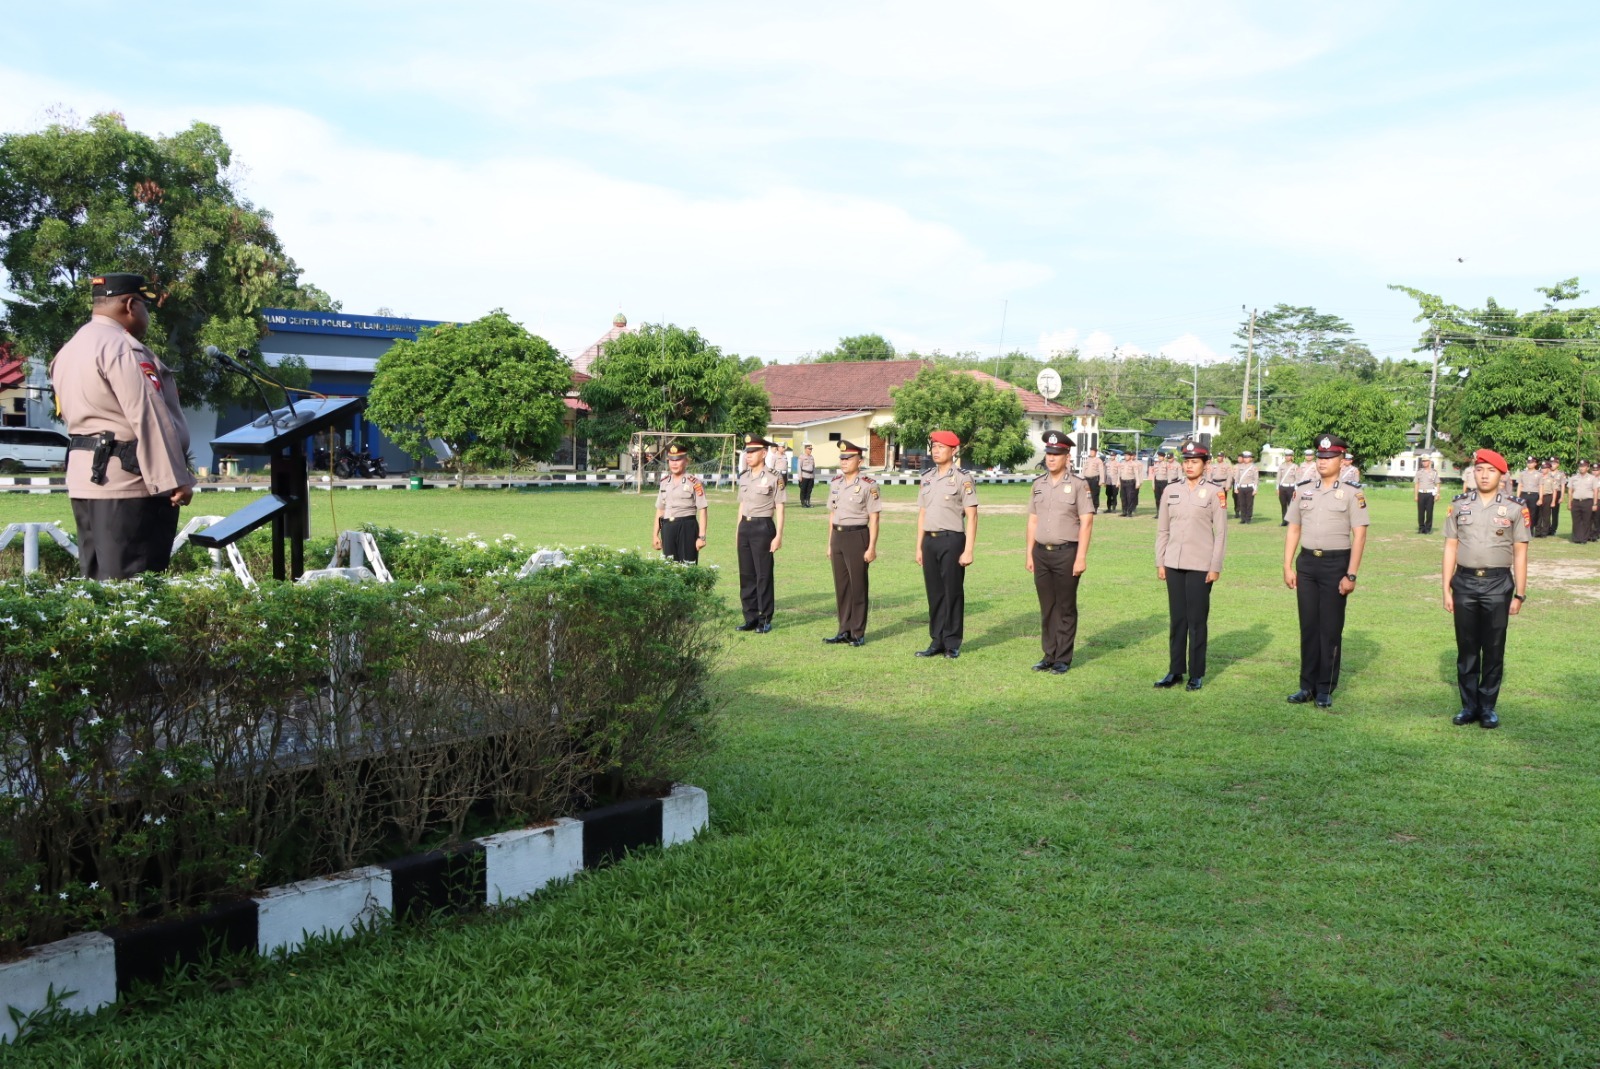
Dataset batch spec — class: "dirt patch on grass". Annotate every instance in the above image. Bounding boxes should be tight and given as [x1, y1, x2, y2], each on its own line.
[1528, 560, 1600, 600]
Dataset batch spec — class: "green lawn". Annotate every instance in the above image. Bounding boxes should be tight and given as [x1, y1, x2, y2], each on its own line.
[5, 484, 1600, 1067]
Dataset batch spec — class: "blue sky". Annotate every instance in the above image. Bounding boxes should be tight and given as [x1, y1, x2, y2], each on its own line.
[4, 2, 1598, 366]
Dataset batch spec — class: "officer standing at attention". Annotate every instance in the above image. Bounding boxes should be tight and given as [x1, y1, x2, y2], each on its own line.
[1119, 452, 1144, 517]
[1276, 452, 1301, 527]
[1233, 451, 1259, 523]
[1414, 456, 1441, 535]
[1339, 454, 1362, 487]
[1513, 456, 1539, 507]
[1284, 434, 1370, 710]
[734, 436, 786, 632]
[797, 444, 817, 507]
[1535, 460, 1558, 538]
[1443, 449, 1529, 729]
[1151, 451, 1172, 515]
[916, 430, 978, 658]
[1569, 460, 1597, 544]
[1154, 441, 1227, 691]
[823, 440, 881, 646]
[1079, 447, 1106, 513]
[1103, 452, 1120, 515]
[1208, 454, 1234, 515]
[1026, 430, 1095, 674]
[1549, 457, 1567, 537]
[653, 442, 708, 563]
[50, 273, 194, 580]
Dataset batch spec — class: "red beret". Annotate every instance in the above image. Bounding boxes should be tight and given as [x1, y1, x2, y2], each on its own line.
[929, 430, 960, 448]
[1472, 448, 1507, 474]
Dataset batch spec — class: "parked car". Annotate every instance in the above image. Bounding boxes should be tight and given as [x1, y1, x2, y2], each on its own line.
[0, 427, 70, 473]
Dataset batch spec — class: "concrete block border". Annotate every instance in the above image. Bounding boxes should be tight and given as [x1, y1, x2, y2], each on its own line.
[0, 783, 709, 1044]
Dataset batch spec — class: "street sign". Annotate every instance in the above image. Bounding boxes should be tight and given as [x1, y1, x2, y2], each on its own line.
[1035, 368, 1061, 400]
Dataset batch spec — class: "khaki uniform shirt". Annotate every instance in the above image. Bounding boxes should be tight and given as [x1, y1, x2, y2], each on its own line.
[1339, 464, 1362, 486]
[1415, 468, 1440, 494]
[1233, 463, 1259, 490]
[49, 316, 192, 499]
[1289, 479, 1371, 550]
[1029, 471, 1094, 544]
[1568, 473, 1597, 501]
[1538, 472, 1559, 499]
[1445, 491, 1531, 568]
[1208, 460, 1232, 486]
[1156, 479, 1228, 572]
[919, 466, 979, 531]
[827, 473, 883, 524]
[1514, 467, 1540, 496]
[1120, 459, 1144, 483]
[1079, 455, 1104, 481]
[799, 455, 816, 479]
[736, 465, 788, 519]
[655, 472, 705, 519]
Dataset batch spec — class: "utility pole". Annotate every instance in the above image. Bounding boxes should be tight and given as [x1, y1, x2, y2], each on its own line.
[994, 299, 1008, 380]
[1241, 307, 1256, 419]
[1424, 325, 1441, 451]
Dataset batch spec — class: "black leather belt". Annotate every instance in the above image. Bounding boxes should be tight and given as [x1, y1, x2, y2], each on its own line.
[661, 515, 695, 522]
[834, 524, 866, 532]
[1457, 566, 1510, 578]
[1301, 548, 1350, 558]
[923, 530, 958, 537]
[1037, 542, 1078, 551]
[738, 515, 774, 523]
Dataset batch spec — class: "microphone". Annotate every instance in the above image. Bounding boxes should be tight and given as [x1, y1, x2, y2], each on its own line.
[207, 345, 282, 425]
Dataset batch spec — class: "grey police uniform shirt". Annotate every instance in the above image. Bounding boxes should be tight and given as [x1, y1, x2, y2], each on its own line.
[1156, 479, 1228, 572]
[1277, 461, 1299, 488]
[1445, 492, 1531, 568]
[919, 467, 979, 531]
[1029, 471, 1094, 544]
[655, 472, 705, 519]
[799, 455, 816, 478]
[736, 466, 788, 519]
[1079, 455, 1104, 481]
[1339, 465, 1362, 486]
[1233, 463, 1259, 490]
[1207, 461, 1232, 486]
[1289, 480, 1371, 550]
[1515, 467, 1540, 495]
[828, 473, 883, 524]
[1567, 472, 1597, 501]
[1538, 471, 1559, 499]
[1415, 467, 1441, 494]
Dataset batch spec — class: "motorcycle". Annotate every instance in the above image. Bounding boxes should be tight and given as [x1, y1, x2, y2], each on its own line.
[313, 443, 388, 479]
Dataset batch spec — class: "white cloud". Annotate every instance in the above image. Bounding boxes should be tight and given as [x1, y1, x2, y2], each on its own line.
[1156, 333, 1219, 363]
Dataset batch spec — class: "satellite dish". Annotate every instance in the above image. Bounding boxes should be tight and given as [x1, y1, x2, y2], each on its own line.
[1035, 368, 1062, 400]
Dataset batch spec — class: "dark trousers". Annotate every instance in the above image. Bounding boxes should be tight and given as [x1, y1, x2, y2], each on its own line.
[1164, 568, 1211, 677]
[1417, 494, 1436, 534]
[71, 495, 180, 581]
[1033, 542, 1081, 665]
[1154, 480, 1169, 515]
[1278, 485, 1294, 525]
[1535, 500, 1553, 537]
[1086, 476, 1101, 512]
[736, 517, 776, 625]
[830, 526, 870, 639]
[1451, 568, 1512, 714]
[1105, 480, 1119, 513]
[1296, 549, 1351, 700]
[659, 516, 700, 563]
[1120, 480, 1138, 516]
[1573, 500, 1596, 544]
[1236, 487, 1256, 523]
[1553, 500, 1562, 536]
[921, 531, 966, 651]
[799, 477, 815, 507]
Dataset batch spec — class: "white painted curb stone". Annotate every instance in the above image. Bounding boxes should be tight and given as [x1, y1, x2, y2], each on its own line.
[662, 784, 709, 847]
[0, 932, 117, 1044]
[480, 818, 584, 904]
[255, 866, 394, 957]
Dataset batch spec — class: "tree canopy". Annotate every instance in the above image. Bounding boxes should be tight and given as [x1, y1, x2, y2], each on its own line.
[1277, 381, 1410, 467]
[578, 323, 770, 454]
[814, 333, 896, 362]
[884, 366, 1032, 469]
[366, 310, 572, 487]
[0, 112, 335, 409]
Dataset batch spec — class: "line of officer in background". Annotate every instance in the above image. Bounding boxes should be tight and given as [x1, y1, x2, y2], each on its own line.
[1151, 451, 1176, 515]
[50, 273, 195, 580]
[1442, 448, 1529, 729]
[1534, 459, 1562, 537]
[1233, 451, 1259, 523]
[1276, 450, 1305, 527]
[1208, 453, 1233, 515]
[1103, 452, 1120, 515]
[1026, 430, 1095, 674]
[915, 430, 978, 658]
[1513, 456, 1540, 512]
[823, 440, 881, 646]
[1413, 456, 1440, 535]
[797, 444, 817, 507]
[1154, 440, 1227, 691]
[1569, 461, 1597, 544]
[1079, 447, 1106, 513]
[1118, 452, 1145, 517]
[1284, 434, 1369, 710]
[653, 443, 708, 562]
[734, 435, 786, 632]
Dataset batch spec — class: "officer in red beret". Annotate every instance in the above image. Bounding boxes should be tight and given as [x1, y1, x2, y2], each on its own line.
[915, 430, 978, 658]
[1442, 448, 1529, 728]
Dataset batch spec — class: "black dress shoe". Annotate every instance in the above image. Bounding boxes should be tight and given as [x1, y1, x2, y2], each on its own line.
[1050, 662, 1071, 675]
[755, 621, 772, 633]
[1452, 708, 1480, 726]
[1154, 673, 1183, 688]
[1315, 695, 1332, 709]
[1480, 710, 1500, 729]
[849, 636, 866, 647]
[1032, 660, 1052, 671]
[915, 645, 943, 657]
[944, 648, 960, 659]
[823, 632, 847, 644]
[735, 621, 759, 632]
[1185, 676, 1204, 691]
[1286, 689, 1313, 704]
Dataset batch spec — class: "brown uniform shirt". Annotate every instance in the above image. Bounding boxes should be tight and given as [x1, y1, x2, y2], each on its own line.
[1415, 467, 1441, 494]
[655, 472, 705, 519]
[1289, 479, 1371, 550]
[1156, 479, 1228, 572]
[1568, 473, 1597, 500]
[1538, 472, 1559, 500]
[1119, 458, 1144, 483]
[1514, 466, 1540, 496]
[1276, 461, 1298, 488]
[49, 316, 192, 499]
[1339, 464, 1362, 486]
[1079, 455, 1104, 481]
[1028, 471, 1094, 544]
[919, 466, 979, 531]
[1208, 460, 1232, 486]
[1233, 462, 1258, 490]
[736, 465, 788, 518]
[1445, 491, 1531, 568]
[827, 473, 883, 524]
[799, 454, 816, 479]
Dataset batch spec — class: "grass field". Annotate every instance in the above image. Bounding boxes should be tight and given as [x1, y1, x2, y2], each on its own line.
[5, 482, 1599, 1067]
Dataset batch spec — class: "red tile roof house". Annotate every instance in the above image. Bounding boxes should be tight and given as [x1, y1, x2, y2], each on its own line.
[747, 360, 1071, 470]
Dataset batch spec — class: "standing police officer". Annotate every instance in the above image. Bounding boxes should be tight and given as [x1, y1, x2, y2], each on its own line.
[653, 442, 708, 562]
[1284, 434, 1370, 710]
[1154, 441, 1227, 691]
[1443, 449, 1529, 729]
[798, 444, 817, 507]
[1152, 451, 1173, 515]
[1535, 461, 1559, 537]
[1119, 452, 1144, 517]
[915, 430, 978, 658]
[1079, 447, 1106, 513]
[1208, 454, 1234, 515]
[1569, 461, 1597, 544]
[1234, 451, 1259, 523]
[734, 436, 786, 632]
[1026, 430, 1095, 674]
[50, 273, 194, 580]
[1276, 452, 1301, 527]
[1414, 456, 1441, 535]
[823, 440, 881, 646]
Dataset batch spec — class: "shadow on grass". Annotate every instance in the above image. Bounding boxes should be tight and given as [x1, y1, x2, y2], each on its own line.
[1206, 622, 1271, 681]
[1073, 614, 1166, 666]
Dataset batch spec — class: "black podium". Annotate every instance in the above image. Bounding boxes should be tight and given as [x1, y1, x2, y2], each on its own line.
[191, 397, 366, 581]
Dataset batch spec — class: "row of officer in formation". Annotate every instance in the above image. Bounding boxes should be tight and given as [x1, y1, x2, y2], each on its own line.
[651, 430, 1532, 728]
[1510, 456, 1600, 543]
[1078, 448, 1265, 522]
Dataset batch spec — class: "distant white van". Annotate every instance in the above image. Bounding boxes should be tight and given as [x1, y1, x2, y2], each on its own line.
[0, 427, 70, 473]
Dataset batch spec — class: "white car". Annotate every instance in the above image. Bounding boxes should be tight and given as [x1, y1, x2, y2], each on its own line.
[0, 427, 70, 473]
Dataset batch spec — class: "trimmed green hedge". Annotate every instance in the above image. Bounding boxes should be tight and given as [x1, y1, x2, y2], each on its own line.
[0, 540, 721, 955]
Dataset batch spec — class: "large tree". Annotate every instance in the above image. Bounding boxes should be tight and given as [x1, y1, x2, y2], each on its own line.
[0, 112, 334, 409]
[1457, 341, 1586, 464]
[366, 310, 571, 488]
[1235, 304, 1374, 375]
[579, 323, 770, 454]
[1279, 381, 1410, 467]
[884, 366, 1032, 469]
[814, 333, 896, 362]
